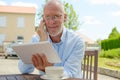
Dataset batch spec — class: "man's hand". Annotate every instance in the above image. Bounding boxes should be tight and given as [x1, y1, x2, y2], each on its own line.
[37, 20, 48, 41]
[31, 53, 54, 72]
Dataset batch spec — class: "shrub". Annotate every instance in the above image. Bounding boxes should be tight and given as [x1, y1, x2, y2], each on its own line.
[99, 48, 120, 59]
[101, 36, 120, 50]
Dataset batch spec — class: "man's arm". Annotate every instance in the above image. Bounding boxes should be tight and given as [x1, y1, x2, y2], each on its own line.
[18, 36, 36, 74]
[18, 31, 39, 74]
[54, 39, 85, 78]
[63, 40, 85, 78]
[18, 19, 48, 74]
[31, 19, 53, 71]
[18, 60, 34, 74]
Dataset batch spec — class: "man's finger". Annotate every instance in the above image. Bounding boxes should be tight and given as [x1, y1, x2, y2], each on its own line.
[41, 53, 48, 67]
[32, 54, 43, 70]
[36, 53, 43, 65]
[31, 55, 38, 67]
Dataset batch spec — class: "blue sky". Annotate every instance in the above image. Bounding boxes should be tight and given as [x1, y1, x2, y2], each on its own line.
[0, 0, 120, 41]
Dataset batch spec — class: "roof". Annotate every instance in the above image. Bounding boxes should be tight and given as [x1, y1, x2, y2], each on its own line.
[76, 32, 96, 44]
[0, 6, 36, 14]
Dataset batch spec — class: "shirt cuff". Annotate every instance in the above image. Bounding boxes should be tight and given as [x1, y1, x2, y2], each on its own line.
[39, 70, 45, 76]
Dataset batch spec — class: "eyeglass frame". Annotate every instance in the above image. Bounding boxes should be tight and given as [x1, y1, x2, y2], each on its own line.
[43, 15, 63, 21]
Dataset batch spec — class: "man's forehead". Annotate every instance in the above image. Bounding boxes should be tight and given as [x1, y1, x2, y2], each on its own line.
[43, 12, 63, 16]
[44, 6, 63, 16]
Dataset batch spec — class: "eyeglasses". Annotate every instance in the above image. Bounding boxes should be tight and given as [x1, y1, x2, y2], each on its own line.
[44, 15, 62, 21]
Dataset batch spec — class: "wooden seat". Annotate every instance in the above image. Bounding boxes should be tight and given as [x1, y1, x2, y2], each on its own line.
[82, 50, 98, 80]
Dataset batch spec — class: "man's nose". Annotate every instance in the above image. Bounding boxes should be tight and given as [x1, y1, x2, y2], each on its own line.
[48, 19, 56, 24]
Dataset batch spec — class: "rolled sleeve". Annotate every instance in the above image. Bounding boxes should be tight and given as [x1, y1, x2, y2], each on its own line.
[18, 60, 34, 74]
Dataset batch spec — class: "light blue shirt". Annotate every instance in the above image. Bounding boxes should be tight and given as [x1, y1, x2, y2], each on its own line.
[18, 28, 85, 78]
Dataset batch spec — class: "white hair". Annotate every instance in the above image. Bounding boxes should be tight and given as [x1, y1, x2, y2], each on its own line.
[44, 0, 64, 13]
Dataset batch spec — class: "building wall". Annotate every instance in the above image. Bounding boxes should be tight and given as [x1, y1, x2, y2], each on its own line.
[0, 12, 35, 43]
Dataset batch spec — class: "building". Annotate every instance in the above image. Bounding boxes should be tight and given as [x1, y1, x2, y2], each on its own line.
[0, 5, 36, 43]
[76, 32, 100, 50]
[76, 32, 96, 44]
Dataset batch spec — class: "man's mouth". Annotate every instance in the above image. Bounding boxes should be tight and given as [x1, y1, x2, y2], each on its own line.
[48, 26, 57, 29]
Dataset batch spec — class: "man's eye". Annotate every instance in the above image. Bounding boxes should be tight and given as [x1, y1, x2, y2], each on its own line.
[46, 16, 50, 19]
[54, 16, 59, 19]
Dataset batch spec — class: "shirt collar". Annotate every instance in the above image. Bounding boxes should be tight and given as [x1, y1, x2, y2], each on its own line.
[48, 27, 67, 43]
[60, 27, 66, 42]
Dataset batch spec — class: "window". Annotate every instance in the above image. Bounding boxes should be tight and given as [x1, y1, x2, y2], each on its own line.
[17, 17, 25, 28]
[17, 36, 24, 43]
[0, 34, 5, 45]
[0, 16, 6, 27]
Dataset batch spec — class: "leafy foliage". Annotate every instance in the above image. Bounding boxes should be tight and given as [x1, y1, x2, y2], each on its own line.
[64, 2, 79, 31]
[101, 36, 120, 50]
[108, 27, 120, 39]
[99, 48, 120, 59]
[101, 27, 120, 50]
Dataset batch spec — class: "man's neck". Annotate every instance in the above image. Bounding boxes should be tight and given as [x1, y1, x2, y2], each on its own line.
[50, 32, 62, 43]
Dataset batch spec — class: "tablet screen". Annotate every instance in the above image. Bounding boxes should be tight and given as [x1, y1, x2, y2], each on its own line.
[12, 41, 61, 64]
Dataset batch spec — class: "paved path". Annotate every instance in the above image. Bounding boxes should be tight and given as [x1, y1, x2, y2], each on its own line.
[0, 56, 119, 80]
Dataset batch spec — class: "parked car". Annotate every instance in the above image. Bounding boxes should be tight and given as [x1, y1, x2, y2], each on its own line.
[4, 41, 23, 59]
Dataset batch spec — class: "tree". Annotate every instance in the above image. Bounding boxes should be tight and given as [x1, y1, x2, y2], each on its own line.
[96, 38, 102, 46]
[108, 27, 120, 39]
[36, 1, 80, 31]
[64, 2, 79, 31]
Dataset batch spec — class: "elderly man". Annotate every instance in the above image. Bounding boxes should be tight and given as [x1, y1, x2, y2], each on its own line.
[18, 0, 85, 79]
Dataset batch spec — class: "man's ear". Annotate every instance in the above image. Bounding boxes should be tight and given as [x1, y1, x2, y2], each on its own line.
[64, 14, 67, 22]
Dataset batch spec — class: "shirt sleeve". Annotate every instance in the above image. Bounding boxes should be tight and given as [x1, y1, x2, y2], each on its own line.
[64, 40, 85, 78]
[31, 34, 40, 43]
[18, 60, 34, 74]
[63, 40, 85, 78]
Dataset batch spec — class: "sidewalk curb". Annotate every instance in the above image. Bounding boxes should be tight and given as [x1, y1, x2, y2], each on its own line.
[98, 67, 120, 79]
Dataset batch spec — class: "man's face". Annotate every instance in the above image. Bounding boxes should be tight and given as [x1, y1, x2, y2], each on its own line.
[43, 5, 66, 37]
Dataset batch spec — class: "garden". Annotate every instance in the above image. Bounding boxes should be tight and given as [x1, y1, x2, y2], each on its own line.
[98, 27, 120, 71]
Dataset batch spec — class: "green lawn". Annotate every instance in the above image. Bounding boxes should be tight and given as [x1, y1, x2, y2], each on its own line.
[98, 57, 120, 71]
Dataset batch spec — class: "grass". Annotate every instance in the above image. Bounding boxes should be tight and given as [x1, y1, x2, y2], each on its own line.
[98, 57, 120, 71]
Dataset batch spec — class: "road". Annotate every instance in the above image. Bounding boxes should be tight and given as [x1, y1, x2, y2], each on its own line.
[0, 56, 119, 80]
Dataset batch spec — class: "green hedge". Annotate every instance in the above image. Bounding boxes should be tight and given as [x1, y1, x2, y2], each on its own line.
[101, 36, 120, 50]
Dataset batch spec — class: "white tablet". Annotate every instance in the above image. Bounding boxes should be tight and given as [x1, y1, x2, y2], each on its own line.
[12, 41, 61, 64]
